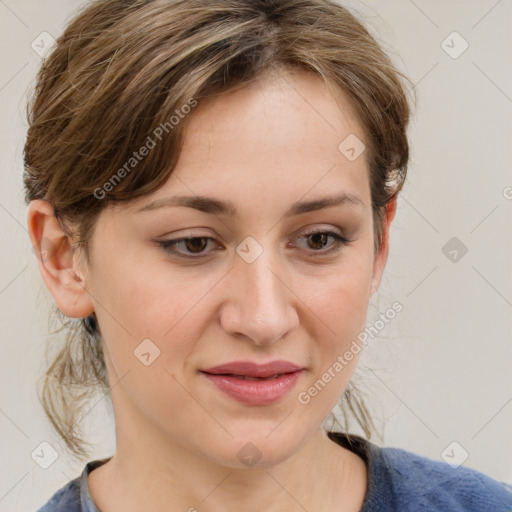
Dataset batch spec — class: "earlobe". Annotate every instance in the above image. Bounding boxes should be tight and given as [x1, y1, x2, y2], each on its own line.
[370, 197, 397, 295]
[27, 199, 94, 318]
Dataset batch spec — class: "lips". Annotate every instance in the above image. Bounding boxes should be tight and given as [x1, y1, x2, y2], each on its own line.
[201, 360, 303, 378]
[200, 360, 304, 405]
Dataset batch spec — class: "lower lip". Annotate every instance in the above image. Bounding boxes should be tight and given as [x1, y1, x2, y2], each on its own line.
[201, 370, 303, 405]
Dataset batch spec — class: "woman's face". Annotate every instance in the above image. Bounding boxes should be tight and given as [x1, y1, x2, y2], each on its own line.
[76, 69, 389, 468]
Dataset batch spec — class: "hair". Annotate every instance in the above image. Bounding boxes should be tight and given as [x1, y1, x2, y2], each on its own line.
[24, 0, 413, 461]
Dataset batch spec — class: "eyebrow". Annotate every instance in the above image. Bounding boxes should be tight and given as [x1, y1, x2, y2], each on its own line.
[136, 192, 364, 217]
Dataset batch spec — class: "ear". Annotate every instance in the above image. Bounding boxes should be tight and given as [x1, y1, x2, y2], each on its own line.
[370, 196, 397, 296]
[27, 199, 94, 318]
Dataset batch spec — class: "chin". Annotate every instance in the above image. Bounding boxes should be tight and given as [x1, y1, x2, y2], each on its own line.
[202, 429, 304, 470]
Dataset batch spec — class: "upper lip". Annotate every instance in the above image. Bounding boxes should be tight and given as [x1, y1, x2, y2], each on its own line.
[201, 360, 303, 378]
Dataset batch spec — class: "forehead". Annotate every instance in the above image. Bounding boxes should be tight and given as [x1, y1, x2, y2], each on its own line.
[184, 69, 364, 164]
[123, 68, 371, 216]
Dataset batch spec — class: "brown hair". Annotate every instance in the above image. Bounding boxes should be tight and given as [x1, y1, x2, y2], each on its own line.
[24, 0, 413, 461]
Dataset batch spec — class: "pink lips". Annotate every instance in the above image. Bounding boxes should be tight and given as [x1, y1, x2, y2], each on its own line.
[200, 360, 304, 405]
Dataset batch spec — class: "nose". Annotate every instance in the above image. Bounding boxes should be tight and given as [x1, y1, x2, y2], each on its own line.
[219, 246, 299, 346]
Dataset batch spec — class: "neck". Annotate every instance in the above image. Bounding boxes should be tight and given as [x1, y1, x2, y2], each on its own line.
[89, 427, 367, 512]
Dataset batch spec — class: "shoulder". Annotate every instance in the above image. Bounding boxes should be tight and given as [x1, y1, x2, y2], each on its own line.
[374, 444, 512, 512]
[36, 477, 81, 512]
[327, 432, 512, 512]
[36, 458, 108, 512]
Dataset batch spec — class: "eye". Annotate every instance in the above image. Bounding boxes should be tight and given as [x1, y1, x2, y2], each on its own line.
[156, 229, 352, 259]
[157, 236, 219, 257]
[294, 229, 351, 255]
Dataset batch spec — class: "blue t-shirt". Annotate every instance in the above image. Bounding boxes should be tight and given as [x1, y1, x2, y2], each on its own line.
[36, 432, 512, 511]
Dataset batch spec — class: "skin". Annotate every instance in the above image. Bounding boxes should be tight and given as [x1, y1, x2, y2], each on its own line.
[27, 67, 396, 512]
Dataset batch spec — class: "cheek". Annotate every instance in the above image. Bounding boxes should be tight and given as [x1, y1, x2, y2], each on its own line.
[303, 246, 374, 341]
[89, 261, 211, 424]
[297, 244, 374, 391]
[90, 230, 189, 326]
[88, 246, 229, 382]
[294, 259, 372, 415]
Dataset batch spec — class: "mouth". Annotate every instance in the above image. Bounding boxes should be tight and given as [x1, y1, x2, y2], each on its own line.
[206, 374, 288, 380]
[200, 360, 304, 405]
[201, 360, 303, 378]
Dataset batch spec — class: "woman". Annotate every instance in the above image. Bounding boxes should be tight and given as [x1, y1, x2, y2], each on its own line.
[25, 0, 511, 511]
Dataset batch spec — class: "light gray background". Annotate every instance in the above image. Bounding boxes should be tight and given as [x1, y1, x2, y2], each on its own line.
[1, 1, 511, 510]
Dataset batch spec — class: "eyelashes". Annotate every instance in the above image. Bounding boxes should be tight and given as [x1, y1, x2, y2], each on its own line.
[156, 229, 352, 259]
